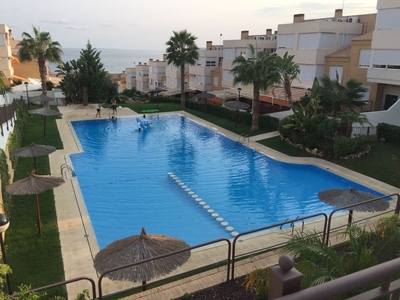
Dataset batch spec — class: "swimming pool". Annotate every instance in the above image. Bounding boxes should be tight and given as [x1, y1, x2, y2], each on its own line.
[70, 114, 382, 248]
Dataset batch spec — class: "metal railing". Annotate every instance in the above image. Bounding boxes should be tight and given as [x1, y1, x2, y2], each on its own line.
[276, 257, 400, 300]
[231, 212, 328, 280]
[22, 277, 96, 299]
[16, 194, 400, 299]
[324, 193, 400, 244]
[98, 238, 231, 299]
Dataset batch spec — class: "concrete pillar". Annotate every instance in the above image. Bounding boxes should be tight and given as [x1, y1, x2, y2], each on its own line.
[269, 255, 303, 300]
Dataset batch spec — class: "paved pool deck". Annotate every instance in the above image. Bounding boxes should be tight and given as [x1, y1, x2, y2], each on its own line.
[48, 104, 400, 299]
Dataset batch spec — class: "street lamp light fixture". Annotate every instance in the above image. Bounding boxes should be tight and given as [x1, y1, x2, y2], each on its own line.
[0, 213, 12, 295]
[237, 87, 242, 100]
[24, 82, 30, 116]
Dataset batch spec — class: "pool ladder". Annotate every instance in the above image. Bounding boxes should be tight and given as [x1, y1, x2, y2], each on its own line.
[280, 216, 305, 235]
[237, 133, 249, 145]
[60, 163, 76, 179]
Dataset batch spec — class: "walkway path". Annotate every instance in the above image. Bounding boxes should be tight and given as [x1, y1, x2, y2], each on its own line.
[48, 105, 400, 299]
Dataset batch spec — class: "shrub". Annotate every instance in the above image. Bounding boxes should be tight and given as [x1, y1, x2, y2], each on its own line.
[333, 136, 357, 158]
[7, 101, 27, 168]
[244, 267, 270, 299]
[0, 149, 11, 214]
[377, 123, 400, 144]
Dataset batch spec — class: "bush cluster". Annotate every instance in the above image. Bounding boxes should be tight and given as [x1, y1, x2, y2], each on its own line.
[7, 101, 27, 168]
[377, 123, 400, 144]
[280, 112, 377, 158]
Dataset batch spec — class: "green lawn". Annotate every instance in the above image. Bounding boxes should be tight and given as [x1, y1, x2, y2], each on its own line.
[260, 136, 400, 188]
[4, 101, 400, 298]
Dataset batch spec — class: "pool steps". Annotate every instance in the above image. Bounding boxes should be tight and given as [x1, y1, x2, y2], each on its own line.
[167, 172, 239, 237]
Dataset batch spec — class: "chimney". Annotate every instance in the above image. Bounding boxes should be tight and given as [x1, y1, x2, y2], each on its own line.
[163, 53, 167, 61]
[206, 41, 213, 50]
[335, 9, 343, 20]
[149, 59, 153, 62]
[266, 29, 272, 35]
[241, 30, 249, 39]
[293, 13, 305, 23]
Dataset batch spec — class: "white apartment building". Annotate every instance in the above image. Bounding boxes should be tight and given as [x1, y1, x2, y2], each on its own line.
[125, 67, 136, 90]
[276, 9, 371, 88]
[367, 0, 400, 109]
[0, 24, 14, 84]
[222, 29, 278, 89]
[188, 41, 223, 92]
[148, 55, 167, 90]
[135, 62, 149, 92]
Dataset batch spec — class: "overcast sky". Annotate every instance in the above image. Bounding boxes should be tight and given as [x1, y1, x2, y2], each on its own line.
[3, 0, 378, 51]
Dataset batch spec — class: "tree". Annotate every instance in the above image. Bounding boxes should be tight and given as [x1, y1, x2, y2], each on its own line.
[276, 52, 300, 112]
[77, 42, 109, 103]
[282, 225, 376, 288]
[166, 30, 199, 108]
[17, 26, 63, 95]
[319, 75, 367, 116]
[231, 44, 279, 131]
[56, 42, 115, 104]
[55, 60, 81, 103]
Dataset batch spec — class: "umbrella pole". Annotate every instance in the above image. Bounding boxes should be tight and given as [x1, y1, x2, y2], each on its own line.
[156, 93, 159, 109]
[348, 209, 354, 224]
[142, 280, 147, 291]
[34, 194, 42, 235]
[43, 116, 46, 137]
[33, 157, 37, 174]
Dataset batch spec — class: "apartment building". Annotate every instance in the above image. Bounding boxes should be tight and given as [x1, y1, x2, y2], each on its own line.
[148, 55, 167, 90]
[367, 0, 400, 110]
[221, 29, 278, 89]
[125, 67, 136, 90]
[276, 9, 376, 89]
[135, 62, 149, 92]
[165, 63, 188, 91]
[188, 41, 223, 92]
[0, 24, 14, 86]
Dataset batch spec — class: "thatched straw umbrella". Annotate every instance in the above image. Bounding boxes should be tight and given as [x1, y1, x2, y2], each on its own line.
[5, 171, 65, 235]
[29, 94, 55, 106]
[318, 188, 389, 223]
[224, 100, 250, 127]
[94, 227, 190, 290]
[147, 87, 167, 109]
[28, 106, 62, 137]
[11, 143, 56, 173]
[196, 92, 215, 113]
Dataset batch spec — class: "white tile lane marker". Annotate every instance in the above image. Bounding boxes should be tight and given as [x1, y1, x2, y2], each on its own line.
[168, 172, 236, 236]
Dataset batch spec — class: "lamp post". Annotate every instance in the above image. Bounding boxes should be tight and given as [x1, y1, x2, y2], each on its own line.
[0, 214, 12, 295]
[237, 87, 242, 100]
[24, 82, 30, 116]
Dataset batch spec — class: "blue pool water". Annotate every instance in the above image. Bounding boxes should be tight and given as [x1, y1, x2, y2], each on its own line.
[70, 114, 382, 249]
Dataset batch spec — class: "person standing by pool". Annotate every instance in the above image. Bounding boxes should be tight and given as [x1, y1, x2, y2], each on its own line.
[96, 102, 102, 118]
[111, 98, 117, 115]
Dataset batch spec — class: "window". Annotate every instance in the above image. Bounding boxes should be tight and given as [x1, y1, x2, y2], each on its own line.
[206, 61, 216, 66]
[358, 50, 371, 68]
[223, 48, 234, 59]
[319, 33, 335, 49]
[223, 70, 233, 82]
[359, 85, 370, 102]
[329, 66, 343, 83]
[235, 48, 247, 58]
[298, 33, 318, 50]
[277, 34, 295, 49]
[372, 50, 400, 69]
[213, 76, 218, 86]
[376, 8, 400, 29]
[338, 34, 359, 48]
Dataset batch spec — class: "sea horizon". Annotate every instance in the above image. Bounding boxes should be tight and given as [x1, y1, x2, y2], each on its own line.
[49, 47, 166, 74]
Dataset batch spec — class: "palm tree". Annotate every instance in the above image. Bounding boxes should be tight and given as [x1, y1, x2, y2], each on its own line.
[319, 75, 367, 116]
[17, 26, 63, 95]
[166, 30, 199, 108]
[282, 225, 376, 288]
[276, 52, 300, 112]
[231, 44, 279, 131]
